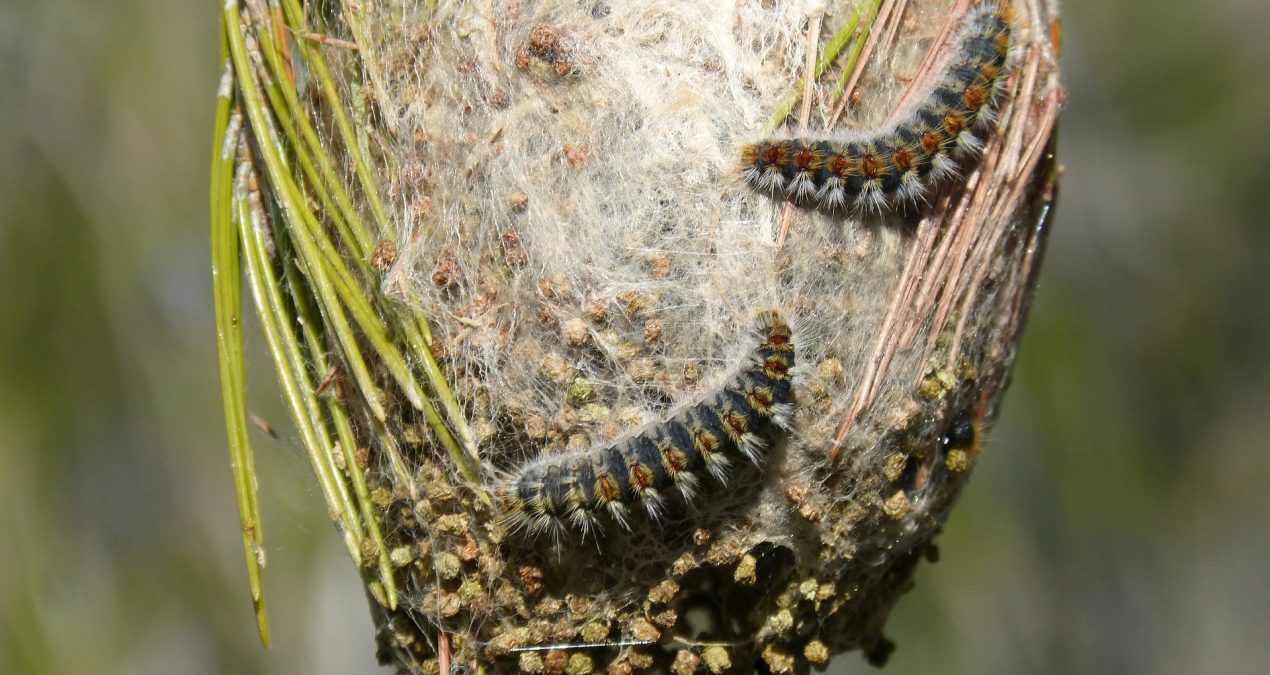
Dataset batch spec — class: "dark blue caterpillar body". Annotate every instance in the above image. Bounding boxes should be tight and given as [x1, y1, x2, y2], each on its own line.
[741, 3, 1014, 213]
[502, 310, 796, 539]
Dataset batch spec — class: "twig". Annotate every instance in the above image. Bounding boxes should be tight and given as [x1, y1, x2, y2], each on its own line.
[439, 631, 451, 675]
[775, 12, 824, 249]
[293, 29, 360, 51]
[827, 0, 895, 129]
[884, 0, 971, 125]
[828, 194, 949, 461]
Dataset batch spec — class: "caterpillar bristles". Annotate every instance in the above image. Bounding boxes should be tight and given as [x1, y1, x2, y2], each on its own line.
[740, 2, 1015, 216]
[498, 309, 799, 542]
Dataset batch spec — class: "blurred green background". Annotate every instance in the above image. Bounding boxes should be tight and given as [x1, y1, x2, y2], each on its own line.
[2, 1, 1267, 673]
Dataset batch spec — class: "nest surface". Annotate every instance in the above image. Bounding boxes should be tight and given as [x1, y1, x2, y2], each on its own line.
[290, 0, 1064, 671]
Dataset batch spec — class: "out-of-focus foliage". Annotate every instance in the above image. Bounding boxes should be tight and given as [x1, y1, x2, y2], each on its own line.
[0, 1, 376, 673]
[0, 1, 1267, 673]
[883, 1, 1270, 673]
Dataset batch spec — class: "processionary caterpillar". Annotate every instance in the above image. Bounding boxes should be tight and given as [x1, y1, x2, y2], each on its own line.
[501, 310, 797, 541]
[741, 2, 1014, 213]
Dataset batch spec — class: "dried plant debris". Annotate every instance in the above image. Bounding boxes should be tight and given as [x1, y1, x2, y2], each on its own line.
[220, 0, 1062, 671]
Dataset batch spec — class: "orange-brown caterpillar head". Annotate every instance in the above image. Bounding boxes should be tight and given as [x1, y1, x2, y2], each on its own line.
[762, 143, 787, 167]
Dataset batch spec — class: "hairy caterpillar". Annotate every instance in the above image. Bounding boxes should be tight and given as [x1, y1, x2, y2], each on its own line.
[501, 310, 796, 540]
[740, 2, 1014, 213]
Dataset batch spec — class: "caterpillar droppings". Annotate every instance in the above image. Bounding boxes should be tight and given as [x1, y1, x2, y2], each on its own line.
[740, 2, 1014, 213]
[500, 310, 797, 541]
